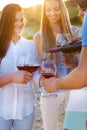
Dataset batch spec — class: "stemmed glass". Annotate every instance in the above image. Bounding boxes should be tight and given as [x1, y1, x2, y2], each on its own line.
[24, 55, 40, 73]
[24, 55, 40, 89]
[39, 52, 57, 93]
[40, 52, 57, 79]
[16, 55, 40, 87]
[17, 55, 40, 73]
[16, 56, 25, 71]
[56, 33, 71, 68]
[56, 33, 71, 47]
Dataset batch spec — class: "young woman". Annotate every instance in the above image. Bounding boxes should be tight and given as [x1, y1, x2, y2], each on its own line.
[0, 3, 40, 130]
[42, 2, 87, 91]
[33, 0, 78, 129]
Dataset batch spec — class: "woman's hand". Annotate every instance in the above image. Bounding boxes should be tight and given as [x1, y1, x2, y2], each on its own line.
[68, 36, 82, 44]
[42, 77, 58, 93]
[12, 71, 32, 84]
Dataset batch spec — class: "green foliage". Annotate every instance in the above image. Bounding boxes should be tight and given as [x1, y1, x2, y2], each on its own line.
[23, 5, 42, 39]
[65, 2, 82, 27]
[22, 33, 33, 40]
[65, 2, 79, 19]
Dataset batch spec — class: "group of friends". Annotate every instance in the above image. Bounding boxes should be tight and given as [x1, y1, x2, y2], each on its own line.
[0, 0, 87, 130]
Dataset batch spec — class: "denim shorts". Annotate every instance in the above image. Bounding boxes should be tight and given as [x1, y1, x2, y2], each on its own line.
[0, 111, 35, 130]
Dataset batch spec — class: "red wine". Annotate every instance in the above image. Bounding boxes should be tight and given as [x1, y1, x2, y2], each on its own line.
[42, 73, 54, 78]
[49, 40, 82, 53]
[24, 65, 40, 73]
[17, 65, 25, 71]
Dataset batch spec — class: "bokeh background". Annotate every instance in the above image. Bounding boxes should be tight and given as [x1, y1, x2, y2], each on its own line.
[0, 1, 81, 40]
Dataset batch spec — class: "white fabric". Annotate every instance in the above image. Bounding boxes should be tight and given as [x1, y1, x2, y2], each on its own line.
[66, 90, 87, 112]
[40, 91, 69, 130]
[0, 37, 40, 120]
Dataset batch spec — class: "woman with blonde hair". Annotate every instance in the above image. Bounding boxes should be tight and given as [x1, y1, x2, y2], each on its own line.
[33, 0, 78, 129]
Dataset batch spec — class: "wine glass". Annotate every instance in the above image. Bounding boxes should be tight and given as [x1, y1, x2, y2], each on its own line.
[56, 33, 71, 47]
[16, 56, 25, 71]
[16, 56, 26, 87]
[56, 34, 71, 68]
[40, 60, 56, 78]
[39, 52, 57, 93]
[40, 52, 57, 78]
[40, 53, 56, 78]
[24, 55, 40, 73]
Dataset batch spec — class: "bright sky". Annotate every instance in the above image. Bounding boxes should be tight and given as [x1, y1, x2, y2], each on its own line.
[0, 0, 44, 11]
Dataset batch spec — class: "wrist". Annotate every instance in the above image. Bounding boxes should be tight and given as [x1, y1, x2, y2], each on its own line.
[55, 78, 59, 90]
[10, 73, 15, 83]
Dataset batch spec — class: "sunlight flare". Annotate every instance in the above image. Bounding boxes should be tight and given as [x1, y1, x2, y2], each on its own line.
[0, 0, 44, 10]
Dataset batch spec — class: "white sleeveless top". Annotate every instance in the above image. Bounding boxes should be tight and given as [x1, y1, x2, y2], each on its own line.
[66, 89, 87, 112]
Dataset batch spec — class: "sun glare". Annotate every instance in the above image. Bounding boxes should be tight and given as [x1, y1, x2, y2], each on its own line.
[0, 0, 44, 11]
[0, 0, 66, 11]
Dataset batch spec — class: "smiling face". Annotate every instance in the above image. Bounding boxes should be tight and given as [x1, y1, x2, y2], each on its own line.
[13, 11, 24, 36]
[45, 0, 61, 24]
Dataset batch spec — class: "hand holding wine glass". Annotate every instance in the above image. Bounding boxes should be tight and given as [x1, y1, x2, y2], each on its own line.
[16, 56, 32, 84]
[40, 52, 56, 79]
[39, 52, 57, 93]
[13, 71, 32, 84]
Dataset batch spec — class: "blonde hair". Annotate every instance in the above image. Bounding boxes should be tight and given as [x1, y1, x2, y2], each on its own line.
[40, 0, 73, 52]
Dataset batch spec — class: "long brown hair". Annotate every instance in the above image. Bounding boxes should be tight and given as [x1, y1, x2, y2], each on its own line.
[0, 3, 22, 60]
[41, 0, 73, 52]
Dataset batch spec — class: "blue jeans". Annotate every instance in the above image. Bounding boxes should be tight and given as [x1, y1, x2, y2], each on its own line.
[0, 111, 35, 130]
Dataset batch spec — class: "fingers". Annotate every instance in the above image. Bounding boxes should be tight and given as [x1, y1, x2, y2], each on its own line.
[42, 78, 56, 93]
[19, 71, 32, 84]
[24, 71, 32, 82]
[68, 37, 82, 44]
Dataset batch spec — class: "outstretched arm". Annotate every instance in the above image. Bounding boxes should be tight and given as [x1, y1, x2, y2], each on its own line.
[43, 46, 87, 92]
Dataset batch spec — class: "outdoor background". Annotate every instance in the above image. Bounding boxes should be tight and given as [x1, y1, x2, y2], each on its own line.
[21, 1, 82, 40]
[0, 1, 82, 40]
[0, 2, 82, 130]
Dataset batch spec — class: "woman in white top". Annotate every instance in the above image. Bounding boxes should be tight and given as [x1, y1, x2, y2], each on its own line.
[0, 3, 40, 130]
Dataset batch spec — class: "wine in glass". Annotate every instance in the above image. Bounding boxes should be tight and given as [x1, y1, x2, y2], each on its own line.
[42, 72, 54, 78]
[24, 65, 40, 73]
[16, 56, 25, 71]
[40, 52, 57, 79]
[24, 55, 40, 73]
[39, 52, 57, 94]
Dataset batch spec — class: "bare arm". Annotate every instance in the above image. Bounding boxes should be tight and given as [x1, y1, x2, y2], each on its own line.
[0, 71, 32, 87]
[33, 32, 41, 57]
[43, 47, 87, 92]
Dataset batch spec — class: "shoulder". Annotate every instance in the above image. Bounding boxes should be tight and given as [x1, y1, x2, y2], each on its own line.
[33, 31, 41, 41]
